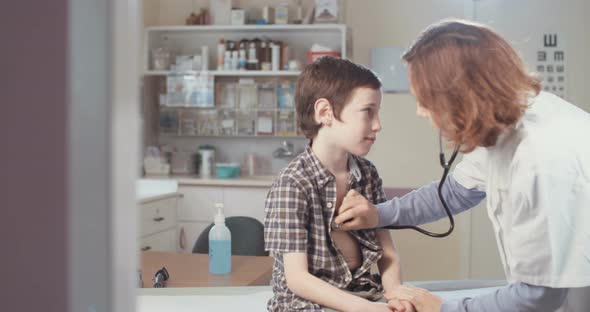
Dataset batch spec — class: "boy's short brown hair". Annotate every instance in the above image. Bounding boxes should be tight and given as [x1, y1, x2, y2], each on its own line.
[295, 57, 381, 139]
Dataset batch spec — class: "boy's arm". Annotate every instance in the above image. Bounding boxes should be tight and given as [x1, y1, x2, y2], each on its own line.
[377, 229, 415, 312]
[283, 252, 384, 312]
[369, 162, 403, 290]
[376, 229, 401, 292]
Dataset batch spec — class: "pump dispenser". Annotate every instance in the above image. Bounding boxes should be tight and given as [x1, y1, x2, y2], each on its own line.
[208, 203, 231, 274]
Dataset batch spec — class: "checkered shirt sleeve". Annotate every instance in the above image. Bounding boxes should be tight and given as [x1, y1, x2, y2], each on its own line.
[264, 177, 309, 253]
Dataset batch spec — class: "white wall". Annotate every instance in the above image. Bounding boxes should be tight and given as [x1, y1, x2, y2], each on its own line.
[473, 0, 590, 112]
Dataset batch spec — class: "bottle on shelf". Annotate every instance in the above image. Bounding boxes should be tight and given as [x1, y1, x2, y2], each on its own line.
[238, 49, 247, 70]
[271, 43, 280, 71]
[247, 42, 259, 70]
[208, 203, 231, 274]
[224, 51, 232, 71]
[201, 45, 209, 71]
[260, 41, 271, 71]
[217, 39, 225, 70]
[231, 50, 239, 70]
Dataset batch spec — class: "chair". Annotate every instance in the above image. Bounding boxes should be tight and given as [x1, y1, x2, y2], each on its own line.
[193, 216, 269, 256]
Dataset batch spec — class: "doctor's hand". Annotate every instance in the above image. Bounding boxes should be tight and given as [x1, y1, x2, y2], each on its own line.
[385, 285, 442, 312]
[361, 302, 394, 312]
[334, 190, 380, 231]
[387, 298, 415, 312]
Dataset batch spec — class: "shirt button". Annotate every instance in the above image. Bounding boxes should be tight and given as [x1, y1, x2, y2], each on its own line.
[327, 202, 333, 208]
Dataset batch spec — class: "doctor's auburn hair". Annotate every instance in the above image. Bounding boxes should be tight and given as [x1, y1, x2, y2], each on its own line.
[403, 19, 541, 152]
[295, 56, 381, 139]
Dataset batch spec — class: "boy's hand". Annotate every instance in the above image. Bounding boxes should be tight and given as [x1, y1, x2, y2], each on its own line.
[334, 190, 380, 230]
[385, 285, 442, 312]
[387, 299, 415, 312]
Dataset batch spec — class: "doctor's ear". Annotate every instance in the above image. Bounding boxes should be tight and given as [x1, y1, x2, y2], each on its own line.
[314, 98, 334, 126]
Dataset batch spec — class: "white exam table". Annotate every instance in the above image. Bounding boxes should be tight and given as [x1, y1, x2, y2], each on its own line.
[137, 279, 507, 311]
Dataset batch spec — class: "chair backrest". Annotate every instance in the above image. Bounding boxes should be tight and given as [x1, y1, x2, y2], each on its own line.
[193, 216, 268, 256]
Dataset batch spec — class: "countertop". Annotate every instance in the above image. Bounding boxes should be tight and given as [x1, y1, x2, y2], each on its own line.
[137, 179, 181, 203]
[144, 174, 276, 188]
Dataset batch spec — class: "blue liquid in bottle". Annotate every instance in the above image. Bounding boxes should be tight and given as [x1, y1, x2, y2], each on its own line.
[209, 204, 232, 274]
[209, 240, 231, 274]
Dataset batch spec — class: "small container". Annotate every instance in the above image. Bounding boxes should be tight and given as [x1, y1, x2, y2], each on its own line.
[271, 44, 280, 71]
[275, 3, 289, 24]
[152, 48, 171, 70]
[198, 145, 215, 178]
[230, 9, 245, 25]
[201, 46, 209, 71]
[236, 110, 256, 136]
[217, 39, 225, 70]
[219, 82, 237, 108]
[215, 163, 241, 179]
[245, 154, 258, 176]
[262, 6, 274, 24]
[238, 80, 258, 109]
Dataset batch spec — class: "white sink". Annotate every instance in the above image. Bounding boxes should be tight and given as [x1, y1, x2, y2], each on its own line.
[136, 179, 178, 201]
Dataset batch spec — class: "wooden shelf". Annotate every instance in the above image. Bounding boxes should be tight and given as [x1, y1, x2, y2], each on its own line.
[144, 24, 346, 33]
[144, 70, 301, 77]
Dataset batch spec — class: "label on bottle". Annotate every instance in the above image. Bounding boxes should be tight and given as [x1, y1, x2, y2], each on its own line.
[209, 240, 231, 274]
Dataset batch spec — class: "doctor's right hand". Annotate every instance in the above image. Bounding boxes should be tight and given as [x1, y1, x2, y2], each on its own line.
[361, 302, 395, 312]
[334, 190, 380, 231]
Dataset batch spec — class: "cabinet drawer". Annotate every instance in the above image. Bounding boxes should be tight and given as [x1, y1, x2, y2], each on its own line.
[139, 228, 177, 252]
[140, 197, 177, 236]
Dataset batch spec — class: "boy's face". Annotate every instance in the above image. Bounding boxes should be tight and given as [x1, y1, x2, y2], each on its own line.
[330, 87, 382, 156]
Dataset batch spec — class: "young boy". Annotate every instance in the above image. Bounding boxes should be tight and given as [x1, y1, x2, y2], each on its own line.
[264, 57, 413, 312]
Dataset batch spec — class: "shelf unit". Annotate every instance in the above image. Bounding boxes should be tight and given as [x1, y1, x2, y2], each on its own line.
[142, 23, 348, 139]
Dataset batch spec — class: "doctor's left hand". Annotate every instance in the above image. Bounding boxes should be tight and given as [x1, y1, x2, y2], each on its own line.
[334, 189, 379, 230]
[385, 285, 442, 312]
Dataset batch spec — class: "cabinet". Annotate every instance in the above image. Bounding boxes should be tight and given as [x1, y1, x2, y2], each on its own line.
[138, 194, 181, 252]
[142, 24, 348, 139]
[177, 184, 269, 253]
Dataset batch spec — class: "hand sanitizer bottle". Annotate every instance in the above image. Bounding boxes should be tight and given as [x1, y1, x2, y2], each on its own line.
[209, 203, 231, 274]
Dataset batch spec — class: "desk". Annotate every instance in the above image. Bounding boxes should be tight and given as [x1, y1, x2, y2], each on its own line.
[141, 251, 273, 288]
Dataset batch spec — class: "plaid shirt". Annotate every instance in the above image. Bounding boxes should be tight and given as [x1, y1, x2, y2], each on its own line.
[264, 147, 388, 311]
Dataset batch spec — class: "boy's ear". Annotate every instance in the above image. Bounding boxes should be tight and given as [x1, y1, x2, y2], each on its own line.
[313, 98, 333, 126]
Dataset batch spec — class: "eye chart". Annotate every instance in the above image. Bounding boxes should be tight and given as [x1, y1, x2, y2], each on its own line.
[536, 33, 566, 99]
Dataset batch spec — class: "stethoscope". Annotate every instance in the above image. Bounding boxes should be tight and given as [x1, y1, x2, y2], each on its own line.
[383, 134, 460, 237]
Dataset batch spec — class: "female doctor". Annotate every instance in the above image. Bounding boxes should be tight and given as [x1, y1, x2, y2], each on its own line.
[334, 19, 590, 311]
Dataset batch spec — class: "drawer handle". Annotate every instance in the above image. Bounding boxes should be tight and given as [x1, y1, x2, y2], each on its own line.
[153, 217, 165, 222]
[141, 246, 152, 251]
